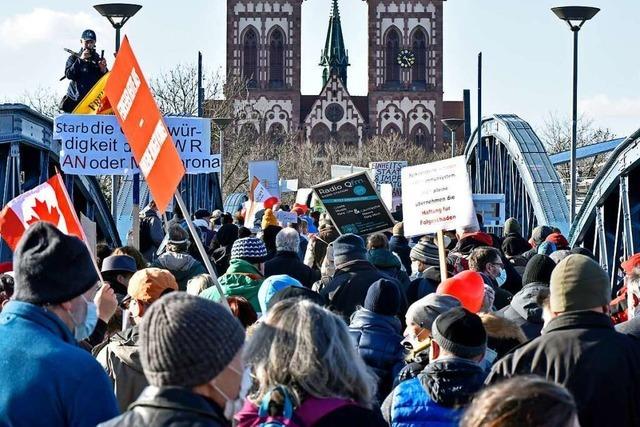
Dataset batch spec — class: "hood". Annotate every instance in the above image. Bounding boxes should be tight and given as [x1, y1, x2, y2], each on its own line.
[422, 266, 442, 283]
[456, 232, 493, 254]
[349, 308, 403, 333]
[110, 326, 144, 373]
[479, 312, 527, 342]
[156, 252, 197, 272]
[225, 258, 262, 276]
[509, 282, 547, 323]
[421, 357, 487, 407]
[367, 248, 401, 269]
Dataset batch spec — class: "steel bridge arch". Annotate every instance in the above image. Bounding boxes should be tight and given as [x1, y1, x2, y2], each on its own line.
[569, 128, 640, 283]
[464, 114, 570, 237]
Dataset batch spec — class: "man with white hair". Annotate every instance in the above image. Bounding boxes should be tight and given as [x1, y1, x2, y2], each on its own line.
[264, 228, 319, 288]
[616, 253, 640, 337]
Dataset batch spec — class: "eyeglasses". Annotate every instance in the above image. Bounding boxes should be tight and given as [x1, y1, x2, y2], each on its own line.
[491, 261, 504, 268]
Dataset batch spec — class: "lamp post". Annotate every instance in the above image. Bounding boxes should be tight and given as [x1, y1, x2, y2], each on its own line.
[94, 3, 142, 244]
[212, 118, 232, 204]
[551, 6, 599, 224]
[441, 118, 465, 158]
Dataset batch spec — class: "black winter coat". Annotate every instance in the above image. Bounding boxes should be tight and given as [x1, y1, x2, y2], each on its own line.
[349, 308, 405, 401]
[65, 51, 107, 102]
[264, 251, 319, 288]
[98, 386, 229, 427]
[487, 311, 640, 427]
[321, 260, 403, 321]
[405, 266, 440, 305]
[498, 282, 547, 339]
[389, 235, 412, 275]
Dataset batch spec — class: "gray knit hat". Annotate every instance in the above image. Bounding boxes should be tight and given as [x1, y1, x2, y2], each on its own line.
[410, 241, 440, 266]
[405, 293, 461, 329]
[139, 293, 245, 387]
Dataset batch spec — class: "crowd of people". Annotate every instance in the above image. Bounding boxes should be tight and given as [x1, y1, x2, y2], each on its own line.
[1, 200, 640, 427]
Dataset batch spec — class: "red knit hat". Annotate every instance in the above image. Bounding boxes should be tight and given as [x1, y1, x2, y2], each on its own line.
[545, 232, 569, 249]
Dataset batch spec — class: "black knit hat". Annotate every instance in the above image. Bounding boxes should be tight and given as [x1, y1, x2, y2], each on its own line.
[267, 286, 326, 310]
[231, 237, 268, 263]
[14, 222, 98, 305]
[410, 241, 440, 266]
[140, 293, 245, 387]
[364, 279, 400, 316]
[432, 307, 487, 359]
[522, 254, 556, 286]
[333, 234, 367, 266]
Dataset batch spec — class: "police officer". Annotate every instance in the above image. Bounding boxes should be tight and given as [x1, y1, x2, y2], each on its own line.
[61, 29, 108, 112]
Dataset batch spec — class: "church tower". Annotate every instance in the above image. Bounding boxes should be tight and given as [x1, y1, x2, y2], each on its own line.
[366, 0, 444, 150]
[319, 0, 349, 88]
[227, 0, 303, 134]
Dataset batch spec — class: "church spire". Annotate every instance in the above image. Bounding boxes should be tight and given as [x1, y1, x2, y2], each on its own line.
[320, 0, 349, 88]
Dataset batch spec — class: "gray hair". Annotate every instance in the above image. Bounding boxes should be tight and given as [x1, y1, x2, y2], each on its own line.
[187, 274, 214, 296]
[276, 227, 300, 252]
[244, 298, 377, 408]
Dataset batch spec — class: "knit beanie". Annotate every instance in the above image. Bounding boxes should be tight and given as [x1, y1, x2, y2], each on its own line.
[410, 241, 440, 266]
[258, 274, 303, 314]
[261, 209, 278, 230]
[570, 246, 596, 260]
[364, 279, 400, 316]
[503, 217, 521, 237]
[406, 293, 461, 329]
[333, 234, 367, 266]
[522, 254, 556, 286]
[537, 241, 556, 256]
[231, 237, 268, 264]
[393, 222, 404, 237]
[550, 254, 610, 312]
[140, 293, 245, 387]
[531, 225, 553, 246]
[14, 222, 98, 305]
[431, 307, 487, 359]
[550, 249, 571, 264]
[546, 233, 569, 249]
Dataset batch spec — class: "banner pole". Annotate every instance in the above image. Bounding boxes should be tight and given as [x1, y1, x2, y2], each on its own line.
[174, 191, 230, 310]
[436, 230, 448, 284]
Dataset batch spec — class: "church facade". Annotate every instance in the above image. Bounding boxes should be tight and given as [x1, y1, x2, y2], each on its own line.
[227, 0, 454, 150]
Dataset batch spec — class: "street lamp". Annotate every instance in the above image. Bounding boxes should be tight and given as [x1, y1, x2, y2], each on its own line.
[94, 3, 142, 52]
[212, 118, 232, 202]
[552, 5, 599, 224]
[441, 118, 465, 158]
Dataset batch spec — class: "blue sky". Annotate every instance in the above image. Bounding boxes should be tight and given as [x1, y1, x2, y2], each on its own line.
[0, 0, 637, 138]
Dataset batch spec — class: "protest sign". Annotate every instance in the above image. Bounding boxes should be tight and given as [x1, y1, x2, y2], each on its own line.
[401, 156, 478, 237]
[276, 210, 298, 226]
[473, 194, 506, 228]
[313, 172, 394, 236]
[369, 161, 407, 210]
[330, 164, 373, 181]
[249, 160, 280, 199]
[295, 188, 313, 206]
[280, 179, 299, 193]
[80, 213, 97, 257]
[380, 183, 393, 211]
[54, 115, 219, 175]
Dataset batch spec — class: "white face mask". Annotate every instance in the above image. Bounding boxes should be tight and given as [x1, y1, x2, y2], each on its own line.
[411, 261, 422, 278]
[67, 295, 98, 341]
[628, 280, 640, 320]
[213, 366, 252, 420]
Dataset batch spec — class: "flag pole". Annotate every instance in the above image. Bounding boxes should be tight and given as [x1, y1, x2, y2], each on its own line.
[174, 190, 230, 310]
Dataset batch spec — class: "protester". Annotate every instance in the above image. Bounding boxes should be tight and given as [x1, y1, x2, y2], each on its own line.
[389, 222, 412, 274]
[498, 254, 556, 339]
[257, 274, 303, 314]
[461, 376, 578, 427]
[501, 217, 531, 258]
[237, 226, 252, 238]
[447, 224, 494, 273]
[367, 233, 411, 294]
[96, 242, 114, 270]
[212, 223, 239, 275]
[99, 293, 246, 426]
[138, 200, 165, 262]
[397, 293, 462, 384]
[478, 312, 527, 359]
[227, 296, 258, 328]
[264, 228, 318, 288]
[304, 215, 339, 272]
[521, 225, 553, 261]
[235, 298, 387, 426]
[193, 208, 216, 254]
[267, 284, 327, 311]
[545, 232, 570, 250]
[616, 253, 640, 336]
[261, 224, 282, 260]
[200, 237, 267, 312]
[61, 29, 108, 112]
[113, 245, 148, 270]
[152, 224, 207, 290]
[320, 233, 403, 321]
[487, 254, 640, 427]
[96, 268, 178, 411]
[437, 271, 486, 313]
[101, 254, 138, 297]
[0, 223, 118, 426]
[550, 249, 571, 264]
[468, 246, 513, 309]
[348, 279, 405, 401]
[383, 307, 488, 426]
[406, 239, 442, 304]
[187, 273, 214, 295]
[261, 208, 278, 230]
[537, 241, 556, 256]
[0, 272, 14, 310]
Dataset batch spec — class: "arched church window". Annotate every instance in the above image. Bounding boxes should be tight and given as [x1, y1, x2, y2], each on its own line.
[310, 123, 331, 145]
[385, 28, 401, 86]
[243, 28, 258, 88]
[412, 28, 427, 86]
[338, 123, 359, 146]
[411, 124, 432, 150]
[269, 28, 285, 89]
[382, 123, 402, 137]
[267, 122, 285, 144]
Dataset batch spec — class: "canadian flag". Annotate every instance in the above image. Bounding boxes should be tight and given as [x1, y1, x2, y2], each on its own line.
[243, 177, 279, 228]
[0, 174, 85, 250]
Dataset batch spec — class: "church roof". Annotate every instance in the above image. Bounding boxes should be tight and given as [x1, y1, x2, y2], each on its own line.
[320, 0, 349, 76]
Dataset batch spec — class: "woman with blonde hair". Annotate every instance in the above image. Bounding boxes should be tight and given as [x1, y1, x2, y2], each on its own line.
[235, 298, 387, 426]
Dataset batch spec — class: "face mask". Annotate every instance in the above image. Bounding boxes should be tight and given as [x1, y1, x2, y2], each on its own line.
[628, 280, 640, 319]
[68, 295, 98, 341]
[496, 268, 507, 287]
[411, 262, 422, 278]
[213, 365, 252, 420]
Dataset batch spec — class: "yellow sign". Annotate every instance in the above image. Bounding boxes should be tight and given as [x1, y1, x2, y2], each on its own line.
[72, 72, 112, 114]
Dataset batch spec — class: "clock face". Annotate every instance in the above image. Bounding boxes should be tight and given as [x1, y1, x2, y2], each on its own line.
[325, 103, 344, 123]
[397, 49, 416, 68]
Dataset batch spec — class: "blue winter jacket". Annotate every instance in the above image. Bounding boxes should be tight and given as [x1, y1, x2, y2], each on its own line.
[349, 308, 405, 401]
[383, 357, 487, 427]
[0, 301, 119, 427]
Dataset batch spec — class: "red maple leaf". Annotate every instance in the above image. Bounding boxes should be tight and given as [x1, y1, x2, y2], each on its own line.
[26, 198, 61, 226]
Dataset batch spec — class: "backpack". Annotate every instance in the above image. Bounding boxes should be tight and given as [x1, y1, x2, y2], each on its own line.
[139, 215, 154, 253]
[235, 385, 354, 427]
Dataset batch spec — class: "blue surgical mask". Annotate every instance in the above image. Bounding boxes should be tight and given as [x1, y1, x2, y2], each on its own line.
[496, 268, 507, 287]
[68, 295, 98, 341]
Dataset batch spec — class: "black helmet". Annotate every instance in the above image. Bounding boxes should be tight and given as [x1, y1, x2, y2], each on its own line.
[81, 29, 96, 41]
